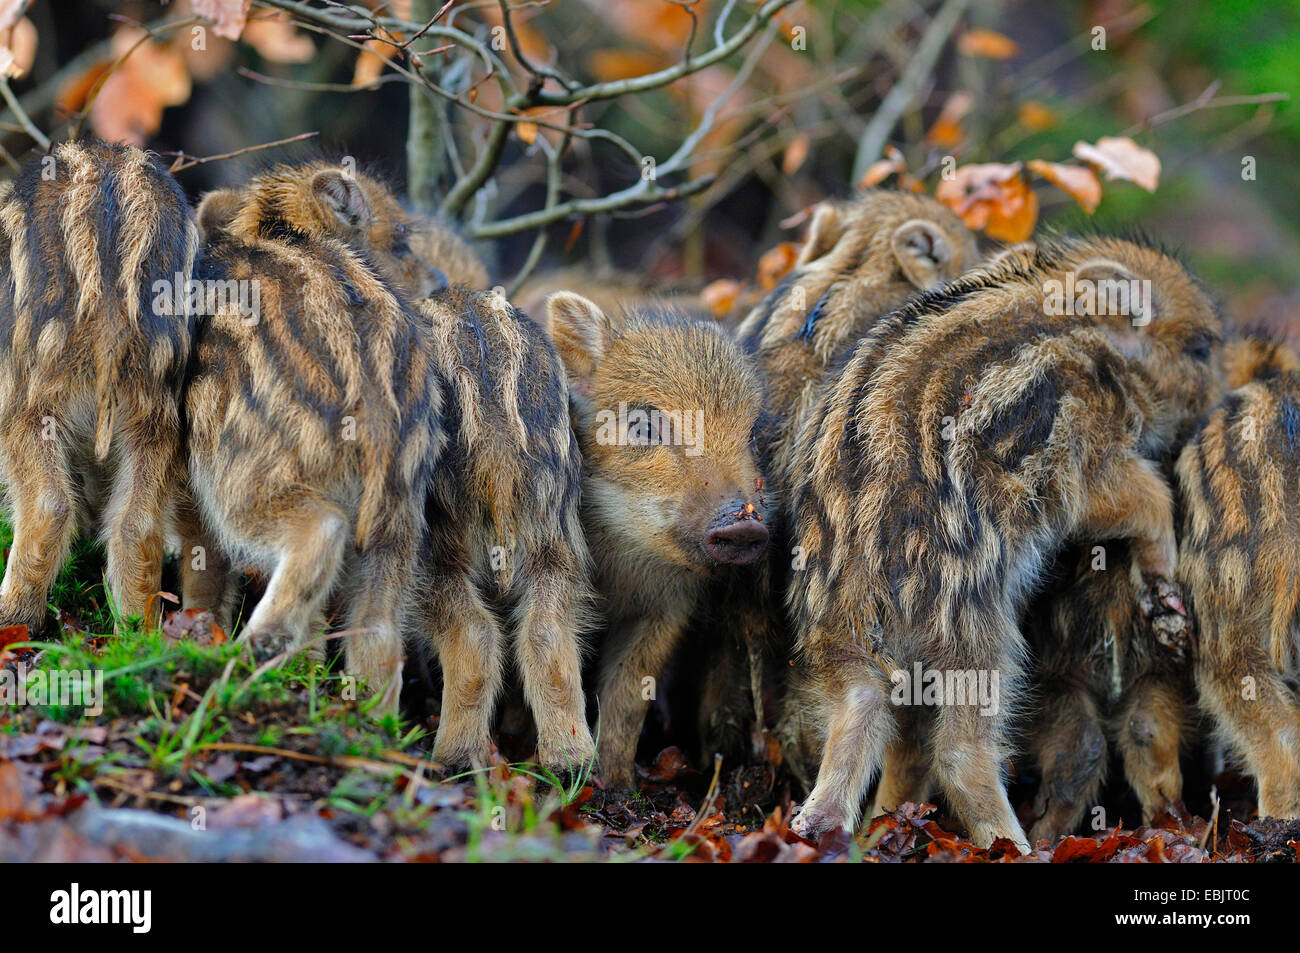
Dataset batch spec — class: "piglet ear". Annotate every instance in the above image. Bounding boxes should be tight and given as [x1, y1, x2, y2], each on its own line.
[543, 292, 613, 395]
[1075, 257, 1157, 357]
[311, 169, 371, 232]
[795, 202, 845, 267]
[195, 188, 245, 237]
[890, 218, 955, 290]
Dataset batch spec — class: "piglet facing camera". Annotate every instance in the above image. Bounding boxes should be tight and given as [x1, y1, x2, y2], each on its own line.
[543, 292, 773, 787]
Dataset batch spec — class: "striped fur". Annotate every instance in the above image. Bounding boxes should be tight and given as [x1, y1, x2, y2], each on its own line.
[224, 162, 477, 295]
[0, 138, 197, 633]
[735, 190, 980, 490]
[1177, 334, 1300, 818]
[728, 191, 979, 780]
[1022, 538, 1192, 841]
[784, 236, 1223, 848]
[185, 172, 443, 715]
[413, 287, 595, 770]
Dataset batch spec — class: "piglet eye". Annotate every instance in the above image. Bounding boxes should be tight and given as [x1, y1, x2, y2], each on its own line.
[626, 407, 666, 447]
[1186, 337, 1212, 361]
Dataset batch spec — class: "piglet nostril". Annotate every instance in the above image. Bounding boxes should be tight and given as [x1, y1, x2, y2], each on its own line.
[703, 518, 769, 566]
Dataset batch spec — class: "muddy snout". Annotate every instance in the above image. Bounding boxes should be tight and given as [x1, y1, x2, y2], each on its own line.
[702, 502, 769, 565]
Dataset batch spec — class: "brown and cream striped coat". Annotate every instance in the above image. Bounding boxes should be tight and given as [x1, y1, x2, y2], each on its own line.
[0, 139, 197, 633]
[783, 236, 1223, 848]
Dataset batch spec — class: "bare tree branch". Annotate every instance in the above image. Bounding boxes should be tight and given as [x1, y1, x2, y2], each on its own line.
[851, 0, 971, 184]
[0, 76, 48, 150]
[496, 0, 577, 92]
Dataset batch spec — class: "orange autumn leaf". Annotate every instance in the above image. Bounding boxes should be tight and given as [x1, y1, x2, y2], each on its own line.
[56, 60, 110, 114]
[192, 0, 252, 42]
[0, 0, 26, 31]
[0, 17, 36, 79]
[243, 12, 314, 63]
[896, 172, 927, 193]
[935, 162, 1037, 242]
[701, 279, 744, 319]
[587, 48, 666, 82]
[957, 28, 1018, 59]
[774, 11, 802, 43]
[984, 175, 1037, 242]
[1072, 136, 1160, 192]
[0, 623, 27, 652]
[481, 3, 552, 71]
[926, 91, 973, 148]
[89, 29, 192, 146]
[757, 242, 800, 291]
[1027, 159, 1102, 214]
[857, 143, 907, 189]
[1018, 100, 1058, 131]
[513, 105, 568, 148]
[782, 133, 810, 175]
[353, 36, 401, 87]
[596, 0, 695, 57]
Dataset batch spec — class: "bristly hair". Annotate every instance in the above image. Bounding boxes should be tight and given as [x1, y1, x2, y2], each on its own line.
[616, 299, 709, 334]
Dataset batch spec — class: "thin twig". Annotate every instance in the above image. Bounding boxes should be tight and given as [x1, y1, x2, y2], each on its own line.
[164, 131, 320, 173]
[468, 174, 714, 239]
[258, 0, 795, 106]
[1121, 88, 1290, 137]
[196, 741, 437, 784]
[505, 132, 565, 296]
[0, 76, 48, 150]
[679, 753, 725, 842]
[1200, 785, 1219, 853]
[497, 0, 576, 91]
[237, 65, 405, 92]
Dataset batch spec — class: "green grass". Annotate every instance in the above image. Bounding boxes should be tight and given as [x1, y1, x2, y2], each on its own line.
[0, 511, 618, 861]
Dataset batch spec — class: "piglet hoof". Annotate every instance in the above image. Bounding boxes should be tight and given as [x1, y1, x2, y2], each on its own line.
[238, 627, 294, 663]
[1138, 578, 1192, 661]
[789, 796, 845, 843]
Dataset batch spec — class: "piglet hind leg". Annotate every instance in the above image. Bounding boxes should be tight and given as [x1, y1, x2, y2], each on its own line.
[345, 525, 421, 719]
[101, 411, 175, 633]
[926, 623, 1030, 851]
[789, 662, 896, 841]
[870, 705, 933, 819]
[239, 500, 348, 661]
[175, 491, 236, 634]
[1114, 673, 1186, 822]
[1197, 629, 1300, 819]
[511, 544, 595, 775]
[423, 568, 505, 771]
[931, 702, 1029, 851]
[0, 412, 76, 633]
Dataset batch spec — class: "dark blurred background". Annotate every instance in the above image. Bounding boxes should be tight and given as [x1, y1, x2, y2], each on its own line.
[3, 0, 1296, 326]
